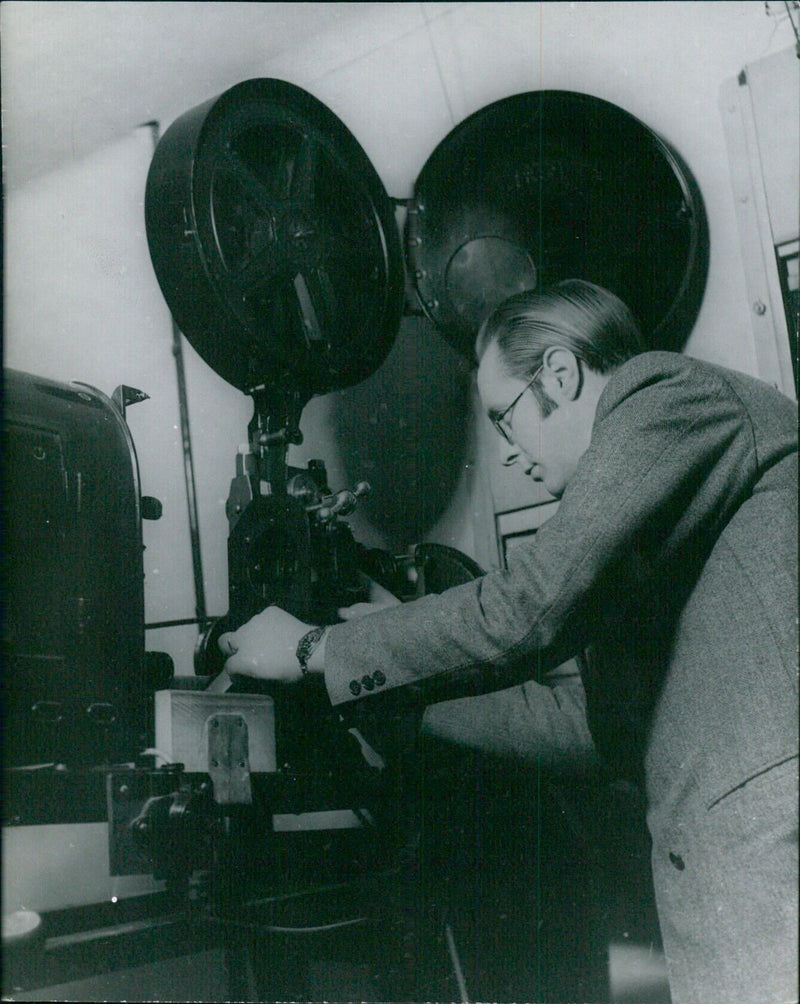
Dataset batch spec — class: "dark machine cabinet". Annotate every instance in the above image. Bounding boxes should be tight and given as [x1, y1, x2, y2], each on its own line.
[3, 369, 148, 767]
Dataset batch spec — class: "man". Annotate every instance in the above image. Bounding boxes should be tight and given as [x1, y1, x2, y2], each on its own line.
[221, 279, 798, 1004]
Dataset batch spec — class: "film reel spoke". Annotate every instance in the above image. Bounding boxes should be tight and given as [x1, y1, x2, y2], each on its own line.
[314, 224, 374, 273]
[226, 246, 281, 295]
[217, 144, 282, 218]
[288, 133, 318, 204]
[292, 270, 336, 350]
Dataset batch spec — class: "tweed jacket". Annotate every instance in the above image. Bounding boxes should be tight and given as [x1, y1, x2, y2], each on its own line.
[324, 350, 798, 1001]
[326, 350, 797, 776]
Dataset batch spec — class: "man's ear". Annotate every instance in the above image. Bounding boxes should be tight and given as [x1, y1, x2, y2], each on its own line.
[541, 346, 582, 401]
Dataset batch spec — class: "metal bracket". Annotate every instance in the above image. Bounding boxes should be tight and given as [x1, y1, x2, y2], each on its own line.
[207, 714, 253, 806]
[111, 384, 150, 417]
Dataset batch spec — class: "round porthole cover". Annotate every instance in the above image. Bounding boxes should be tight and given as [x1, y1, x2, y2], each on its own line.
[408, 90, 709, 361]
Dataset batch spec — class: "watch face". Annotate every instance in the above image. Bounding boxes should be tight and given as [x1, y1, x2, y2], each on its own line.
[297, 625, 326, 670]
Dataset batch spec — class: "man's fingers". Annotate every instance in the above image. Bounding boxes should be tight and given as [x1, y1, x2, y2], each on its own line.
[218, 632, 238, 656]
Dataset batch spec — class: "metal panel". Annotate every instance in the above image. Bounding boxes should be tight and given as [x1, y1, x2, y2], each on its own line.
[719, 49, 798, 398]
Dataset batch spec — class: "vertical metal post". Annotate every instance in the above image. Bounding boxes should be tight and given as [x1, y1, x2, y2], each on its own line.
[170, 317, 208, 625]
[142, 119, 207, 626]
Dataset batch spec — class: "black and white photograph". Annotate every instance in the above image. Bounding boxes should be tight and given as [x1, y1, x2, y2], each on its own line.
[2, 3, 798, 1002]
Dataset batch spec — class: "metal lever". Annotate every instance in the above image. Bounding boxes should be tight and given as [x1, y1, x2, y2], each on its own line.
[311, 481, 371, 522]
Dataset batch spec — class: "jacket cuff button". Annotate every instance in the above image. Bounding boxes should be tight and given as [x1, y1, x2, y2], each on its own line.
[361, 675, 375, 691]
[372, 670, 386, 686]
[349, 680, 362, 696]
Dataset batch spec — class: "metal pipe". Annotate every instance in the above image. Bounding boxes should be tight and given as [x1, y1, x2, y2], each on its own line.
[170, 317, 208, 626]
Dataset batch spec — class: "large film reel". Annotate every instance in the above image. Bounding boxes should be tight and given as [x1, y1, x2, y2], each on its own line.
[145, 79, 405, 397]
[408, 90, 709, 359]
[146, 81, 708, 388]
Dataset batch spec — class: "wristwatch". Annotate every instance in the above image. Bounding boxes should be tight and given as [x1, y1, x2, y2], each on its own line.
[296, 625, 327, 675]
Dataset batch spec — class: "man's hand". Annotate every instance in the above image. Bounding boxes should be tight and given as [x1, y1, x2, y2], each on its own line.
[337, 573, 402, 621]
[218, 607, 311, 683]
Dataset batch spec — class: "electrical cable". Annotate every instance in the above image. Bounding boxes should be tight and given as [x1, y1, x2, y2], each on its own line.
[235, 869, 404, 911]
[207, 914, 368, 936]
[140, 747, 175, 766]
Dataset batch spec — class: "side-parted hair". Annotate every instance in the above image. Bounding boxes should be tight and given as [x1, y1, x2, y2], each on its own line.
[476, 280, 646, 414]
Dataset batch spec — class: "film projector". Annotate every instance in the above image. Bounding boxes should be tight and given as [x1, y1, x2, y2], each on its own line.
[3, 78, 708, 1000]
[141, 75, 708, 788]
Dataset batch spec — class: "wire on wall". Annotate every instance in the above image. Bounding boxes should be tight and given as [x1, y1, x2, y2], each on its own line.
[764, 1, 800, 55]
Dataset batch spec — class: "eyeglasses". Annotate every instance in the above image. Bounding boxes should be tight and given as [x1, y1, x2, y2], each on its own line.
[490, 365, 543, 444]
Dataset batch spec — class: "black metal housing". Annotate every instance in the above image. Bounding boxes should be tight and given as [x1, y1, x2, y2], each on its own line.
[144, 78, 406, 398]
[3, 369, 148, 766]
[408, 90, 709, 360]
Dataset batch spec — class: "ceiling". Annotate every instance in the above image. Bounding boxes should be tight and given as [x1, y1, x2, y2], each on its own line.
[0, 2, 369, 192]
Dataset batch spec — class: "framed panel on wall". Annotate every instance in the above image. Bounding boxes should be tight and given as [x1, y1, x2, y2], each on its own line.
[495, 501, 559, 569]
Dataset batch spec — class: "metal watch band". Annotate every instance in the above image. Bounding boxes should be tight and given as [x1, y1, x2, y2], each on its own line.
[296, 625, 327, 675]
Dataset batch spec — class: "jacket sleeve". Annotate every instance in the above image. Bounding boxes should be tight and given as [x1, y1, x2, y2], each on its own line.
[324, 359, 759, 707]
[421, 660, 601, 774]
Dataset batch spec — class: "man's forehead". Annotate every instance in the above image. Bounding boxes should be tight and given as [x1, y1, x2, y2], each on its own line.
[477, 343, 517, 407]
